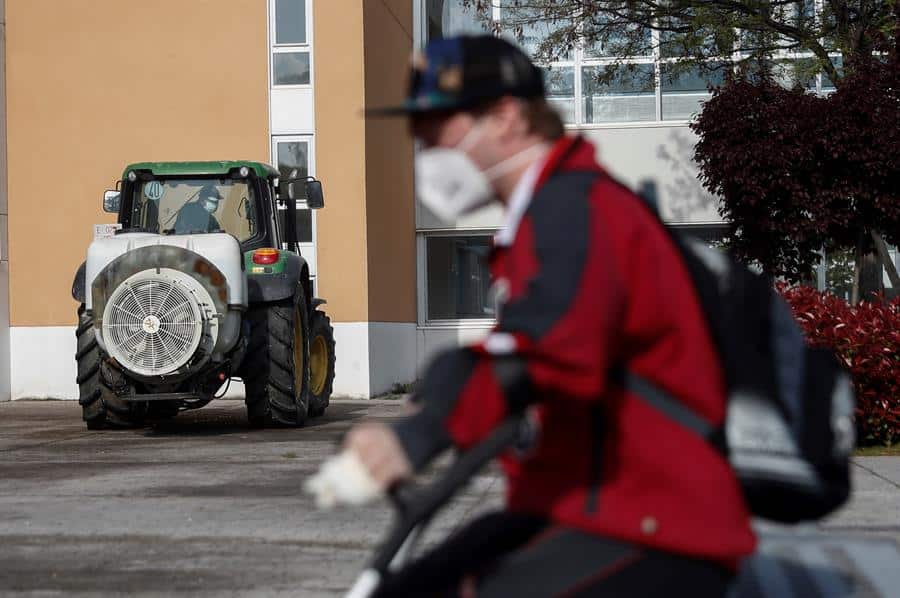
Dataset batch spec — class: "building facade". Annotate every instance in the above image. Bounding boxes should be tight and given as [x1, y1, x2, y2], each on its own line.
[1, 1, 892, 401]
[1, 0, 417, 400]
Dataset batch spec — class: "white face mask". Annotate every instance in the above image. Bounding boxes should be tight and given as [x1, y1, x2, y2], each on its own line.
[203, 198, 219, 214]
[415, 119, 544, 221]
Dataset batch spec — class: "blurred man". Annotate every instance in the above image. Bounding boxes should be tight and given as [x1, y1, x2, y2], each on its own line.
[311, 35, 755, 597]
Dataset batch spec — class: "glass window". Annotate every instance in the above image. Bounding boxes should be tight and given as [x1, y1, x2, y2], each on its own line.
[427, 235, 494, 320]
[674, 224, 729, 248]
[275, 0, 307, 45]
[582, 64, 656, 123]
[500, 2, 573, 61]
[584, 20, 651, 59]
[542, 67, 575, 124]
[274, 139, 312, 244]
[275, 140, 309, 200]
[821, 56, 844, 91]
[772, 59, 817, 90]
[425, 0, 490, 40]
[131, 179, 257, 241]
[277, 206, 313, 244]
[661, 63, 726, 121]
[273, 52, 311, 86]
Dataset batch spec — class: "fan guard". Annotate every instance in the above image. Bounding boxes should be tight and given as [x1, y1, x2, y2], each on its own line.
[102, 270, 207, 376]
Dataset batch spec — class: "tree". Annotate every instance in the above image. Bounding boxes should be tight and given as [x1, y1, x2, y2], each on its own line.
[691, 59, 900, 295]
[465, 1, 898, 82]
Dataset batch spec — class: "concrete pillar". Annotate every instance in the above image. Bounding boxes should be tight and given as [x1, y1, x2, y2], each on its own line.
[314, 0, 416, 397]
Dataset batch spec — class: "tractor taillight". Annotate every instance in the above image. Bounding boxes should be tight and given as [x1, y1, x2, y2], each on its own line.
[252, 248, 280, 265]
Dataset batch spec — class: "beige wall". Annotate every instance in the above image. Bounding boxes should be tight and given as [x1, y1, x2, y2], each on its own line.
[314, 0, 415, 324]
[6, 0, 269, 326]
[363, 0, 415, 322]
[313, 0, 369, 323]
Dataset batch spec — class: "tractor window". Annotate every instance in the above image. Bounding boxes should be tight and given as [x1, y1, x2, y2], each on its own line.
[131, 178, 258, 241]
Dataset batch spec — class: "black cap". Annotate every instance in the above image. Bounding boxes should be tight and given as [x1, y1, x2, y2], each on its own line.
[368, 35, 545, 116]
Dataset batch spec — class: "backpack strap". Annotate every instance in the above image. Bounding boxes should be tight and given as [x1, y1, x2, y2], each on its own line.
[614, 368, 727, 453]
[551, 169, 731, 454]
[621, 371, 717, 439]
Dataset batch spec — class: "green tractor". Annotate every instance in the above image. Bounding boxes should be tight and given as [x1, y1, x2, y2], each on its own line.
[71, 161, 336, 429]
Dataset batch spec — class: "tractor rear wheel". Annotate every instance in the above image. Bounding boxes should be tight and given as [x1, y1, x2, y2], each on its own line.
[307, 310, 335, 418]
[243, 287, 310, 427]
[76, 304, 147, 430]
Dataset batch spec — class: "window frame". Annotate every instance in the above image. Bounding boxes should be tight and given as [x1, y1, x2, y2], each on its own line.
[417, 229, 498, 328]
[270, 0, 313, 89]
[271, 135, 317, 265]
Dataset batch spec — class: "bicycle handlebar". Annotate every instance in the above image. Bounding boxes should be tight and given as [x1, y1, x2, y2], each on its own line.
[371, 415, 525, 573]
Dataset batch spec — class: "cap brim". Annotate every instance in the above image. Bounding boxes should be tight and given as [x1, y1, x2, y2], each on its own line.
[364, 97, 467, 118]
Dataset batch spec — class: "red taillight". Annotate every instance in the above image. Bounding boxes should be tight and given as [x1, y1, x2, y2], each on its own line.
[252, 248, 280, 265]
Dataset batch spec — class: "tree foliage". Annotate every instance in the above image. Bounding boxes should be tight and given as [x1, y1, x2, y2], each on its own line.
[691, 57, 900, 283]
[465, 0, 900, 85]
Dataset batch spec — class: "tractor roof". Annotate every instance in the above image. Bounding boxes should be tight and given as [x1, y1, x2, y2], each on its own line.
[123, 161, 280, 179]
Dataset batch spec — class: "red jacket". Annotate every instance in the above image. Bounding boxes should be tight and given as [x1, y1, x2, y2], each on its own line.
[395, 135, 756, 566]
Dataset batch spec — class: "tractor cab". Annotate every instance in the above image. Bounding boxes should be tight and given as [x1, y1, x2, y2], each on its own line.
[103, 161, 323, 253]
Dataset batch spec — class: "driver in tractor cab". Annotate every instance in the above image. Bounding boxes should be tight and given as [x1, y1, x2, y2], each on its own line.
[174, 184, 222, 235]
[308, 35, 756, 596]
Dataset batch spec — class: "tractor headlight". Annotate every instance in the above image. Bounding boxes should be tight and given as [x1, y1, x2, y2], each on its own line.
[239, 166, 250, 178]
[127, 171, 137, 182]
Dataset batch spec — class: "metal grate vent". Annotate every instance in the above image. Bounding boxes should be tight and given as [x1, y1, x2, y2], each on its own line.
[103, 274, 204, 376]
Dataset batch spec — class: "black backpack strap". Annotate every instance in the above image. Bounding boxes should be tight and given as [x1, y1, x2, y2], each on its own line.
[622, 372, 716, 439]
[571, 171, 732, 454]
[614, 369, 726, 453]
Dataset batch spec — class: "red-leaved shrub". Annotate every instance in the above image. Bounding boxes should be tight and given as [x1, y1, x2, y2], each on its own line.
[779, 285, 900, 446]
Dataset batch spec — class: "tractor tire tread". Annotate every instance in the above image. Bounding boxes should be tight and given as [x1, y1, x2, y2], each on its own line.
[75, 304, 147, 430]
[307, 310, 336, 418]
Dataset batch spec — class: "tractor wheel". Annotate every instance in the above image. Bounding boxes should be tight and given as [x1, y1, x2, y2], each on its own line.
[76, 304, 147, 430]
[242, 287, 310, 427]
[307, 310, 335, 418]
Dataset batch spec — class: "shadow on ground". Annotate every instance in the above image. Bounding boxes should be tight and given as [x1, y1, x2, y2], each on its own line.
[142, 401, 372, 438]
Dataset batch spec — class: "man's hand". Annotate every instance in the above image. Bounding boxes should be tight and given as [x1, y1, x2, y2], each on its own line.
[304, 422, 414, 509]
[344, 422, 414, 489]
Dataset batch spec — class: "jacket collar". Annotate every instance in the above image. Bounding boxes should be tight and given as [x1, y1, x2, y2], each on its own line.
[493, 135, 589, 247]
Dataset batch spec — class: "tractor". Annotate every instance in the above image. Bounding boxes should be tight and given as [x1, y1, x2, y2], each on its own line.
[71, 161, 336, 429]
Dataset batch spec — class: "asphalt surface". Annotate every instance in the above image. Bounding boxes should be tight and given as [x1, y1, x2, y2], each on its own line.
[1, 399, 899, 597]
[0, 399, 503, 597]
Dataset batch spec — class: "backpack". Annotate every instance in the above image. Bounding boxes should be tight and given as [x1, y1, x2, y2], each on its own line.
[625, 183, 855, 523]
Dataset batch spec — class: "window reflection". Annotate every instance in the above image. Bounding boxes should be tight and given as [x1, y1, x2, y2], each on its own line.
[582, 64, 656, 123]
[427, 236, 494, 320]
[273, 52, 310, 86]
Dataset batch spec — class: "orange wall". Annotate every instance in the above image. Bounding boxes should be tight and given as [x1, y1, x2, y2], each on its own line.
[363, 0, 416, 323]
[312, 0, 370, 322]
[6, 0, 269, 326]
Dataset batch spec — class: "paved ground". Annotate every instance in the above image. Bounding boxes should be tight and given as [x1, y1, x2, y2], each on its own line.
[0, 399, 898, 597]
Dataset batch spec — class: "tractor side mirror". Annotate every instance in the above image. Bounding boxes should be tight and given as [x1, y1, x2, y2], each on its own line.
[103, 190, 121, 213]
[306, 179, 324, 210]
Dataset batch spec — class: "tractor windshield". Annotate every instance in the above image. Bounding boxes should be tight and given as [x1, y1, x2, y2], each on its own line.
[130, 178, 258, 241]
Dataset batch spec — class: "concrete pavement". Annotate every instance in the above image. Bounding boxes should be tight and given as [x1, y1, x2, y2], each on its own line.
[0, 400, 501, 597]
[0, 399, 898, 597]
